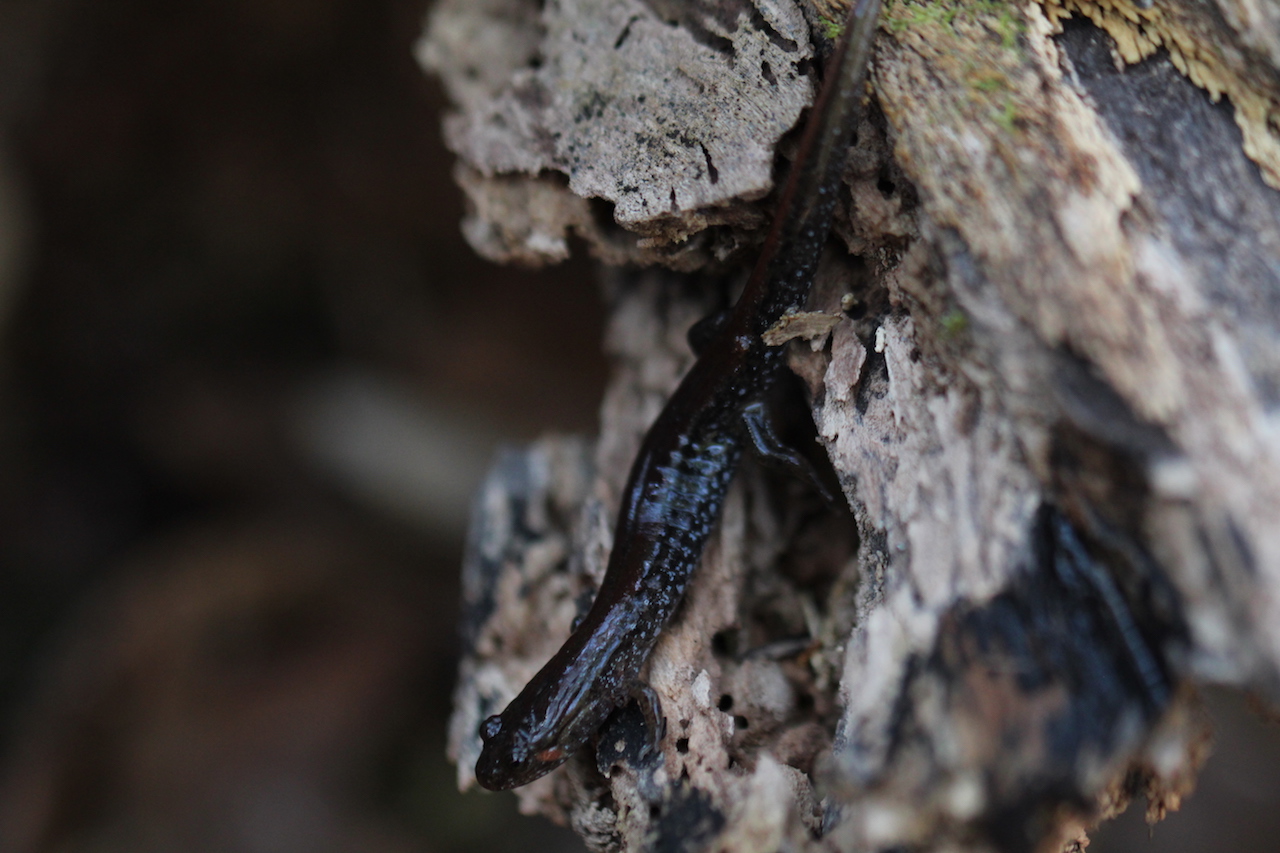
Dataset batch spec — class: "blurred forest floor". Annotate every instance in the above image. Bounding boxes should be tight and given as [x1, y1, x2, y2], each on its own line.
[0, 1, 1276, 852]
[0, 0, 596, 850]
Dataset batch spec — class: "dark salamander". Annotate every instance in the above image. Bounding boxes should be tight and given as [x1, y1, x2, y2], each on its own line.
[475, 0, 882, 791]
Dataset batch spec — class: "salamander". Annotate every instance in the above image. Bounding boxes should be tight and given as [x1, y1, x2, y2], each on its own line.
[475, 0, 881, 791]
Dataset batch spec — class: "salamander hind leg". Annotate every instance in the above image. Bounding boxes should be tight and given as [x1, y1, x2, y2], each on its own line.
[740, 400, 836, 504]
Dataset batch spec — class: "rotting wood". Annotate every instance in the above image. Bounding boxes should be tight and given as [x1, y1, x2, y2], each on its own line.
[424, 1, 1280, 851]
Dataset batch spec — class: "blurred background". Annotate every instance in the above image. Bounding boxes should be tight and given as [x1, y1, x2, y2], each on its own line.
[0, 0, 597, 850]
[0, 1, 1274, 851]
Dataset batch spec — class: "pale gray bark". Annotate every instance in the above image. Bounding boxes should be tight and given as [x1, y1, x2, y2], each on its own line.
[424, 1, 1280, 851]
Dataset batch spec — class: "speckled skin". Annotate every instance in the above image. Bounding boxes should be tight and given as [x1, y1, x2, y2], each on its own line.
[475, 0, 882, 792]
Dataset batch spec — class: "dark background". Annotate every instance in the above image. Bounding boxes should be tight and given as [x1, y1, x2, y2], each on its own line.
[0, 1, 1274, 851]
[0, 0, 597, 850]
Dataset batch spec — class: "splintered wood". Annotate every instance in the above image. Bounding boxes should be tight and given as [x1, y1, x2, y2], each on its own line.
[426, 1, 1280, 851]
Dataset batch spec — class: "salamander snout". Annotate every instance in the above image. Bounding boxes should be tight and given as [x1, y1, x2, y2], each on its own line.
[475, 712, 572, 791]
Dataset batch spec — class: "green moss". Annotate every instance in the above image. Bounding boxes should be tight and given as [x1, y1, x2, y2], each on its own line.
[993, 8, 1026, 48]
[970, 69, 1007, 92]
[884, 0, 1025, 48]
[882, 0, 1032, 136]
[940, 308, 969, 338]
[885, 1, 959, 33]
[993, 98, 1018, 131]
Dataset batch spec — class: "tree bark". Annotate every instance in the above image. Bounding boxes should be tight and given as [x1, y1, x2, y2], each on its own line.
[422, 1, 1280, 851]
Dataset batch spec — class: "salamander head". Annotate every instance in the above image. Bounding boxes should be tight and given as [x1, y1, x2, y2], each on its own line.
[474, 711, 573, 791]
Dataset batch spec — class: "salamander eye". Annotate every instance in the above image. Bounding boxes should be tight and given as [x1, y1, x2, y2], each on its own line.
[479, 715, 503, 743]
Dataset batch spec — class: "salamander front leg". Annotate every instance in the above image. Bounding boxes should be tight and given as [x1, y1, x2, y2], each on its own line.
[740, 401, 835, 504]
[595, 682, 667, 782]
[629, 680, 666, 758]
[687, 308, 731, 356]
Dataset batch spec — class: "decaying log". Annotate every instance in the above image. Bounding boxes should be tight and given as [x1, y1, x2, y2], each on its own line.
[423, 1, 1280, 851]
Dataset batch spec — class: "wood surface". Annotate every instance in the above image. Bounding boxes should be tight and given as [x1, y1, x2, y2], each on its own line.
[423, 1, 1280, 850]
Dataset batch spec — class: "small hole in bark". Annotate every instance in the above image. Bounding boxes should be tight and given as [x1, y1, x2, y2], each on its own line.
[711, 629, 736, 656]
[797, 692, 815, 711]
[761, 60, 776, 86]
[650, 804, 662, 818]
[699, 143, 719, 184]
[588, 196, 618, 229]
[751, 8, 798, 53]
[615, 16, 638, 49]
[718, 694, 734, 712]
[676, 737, 690, 753]
[734, 715, 749, 729]
[877, 167, 896, 197]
